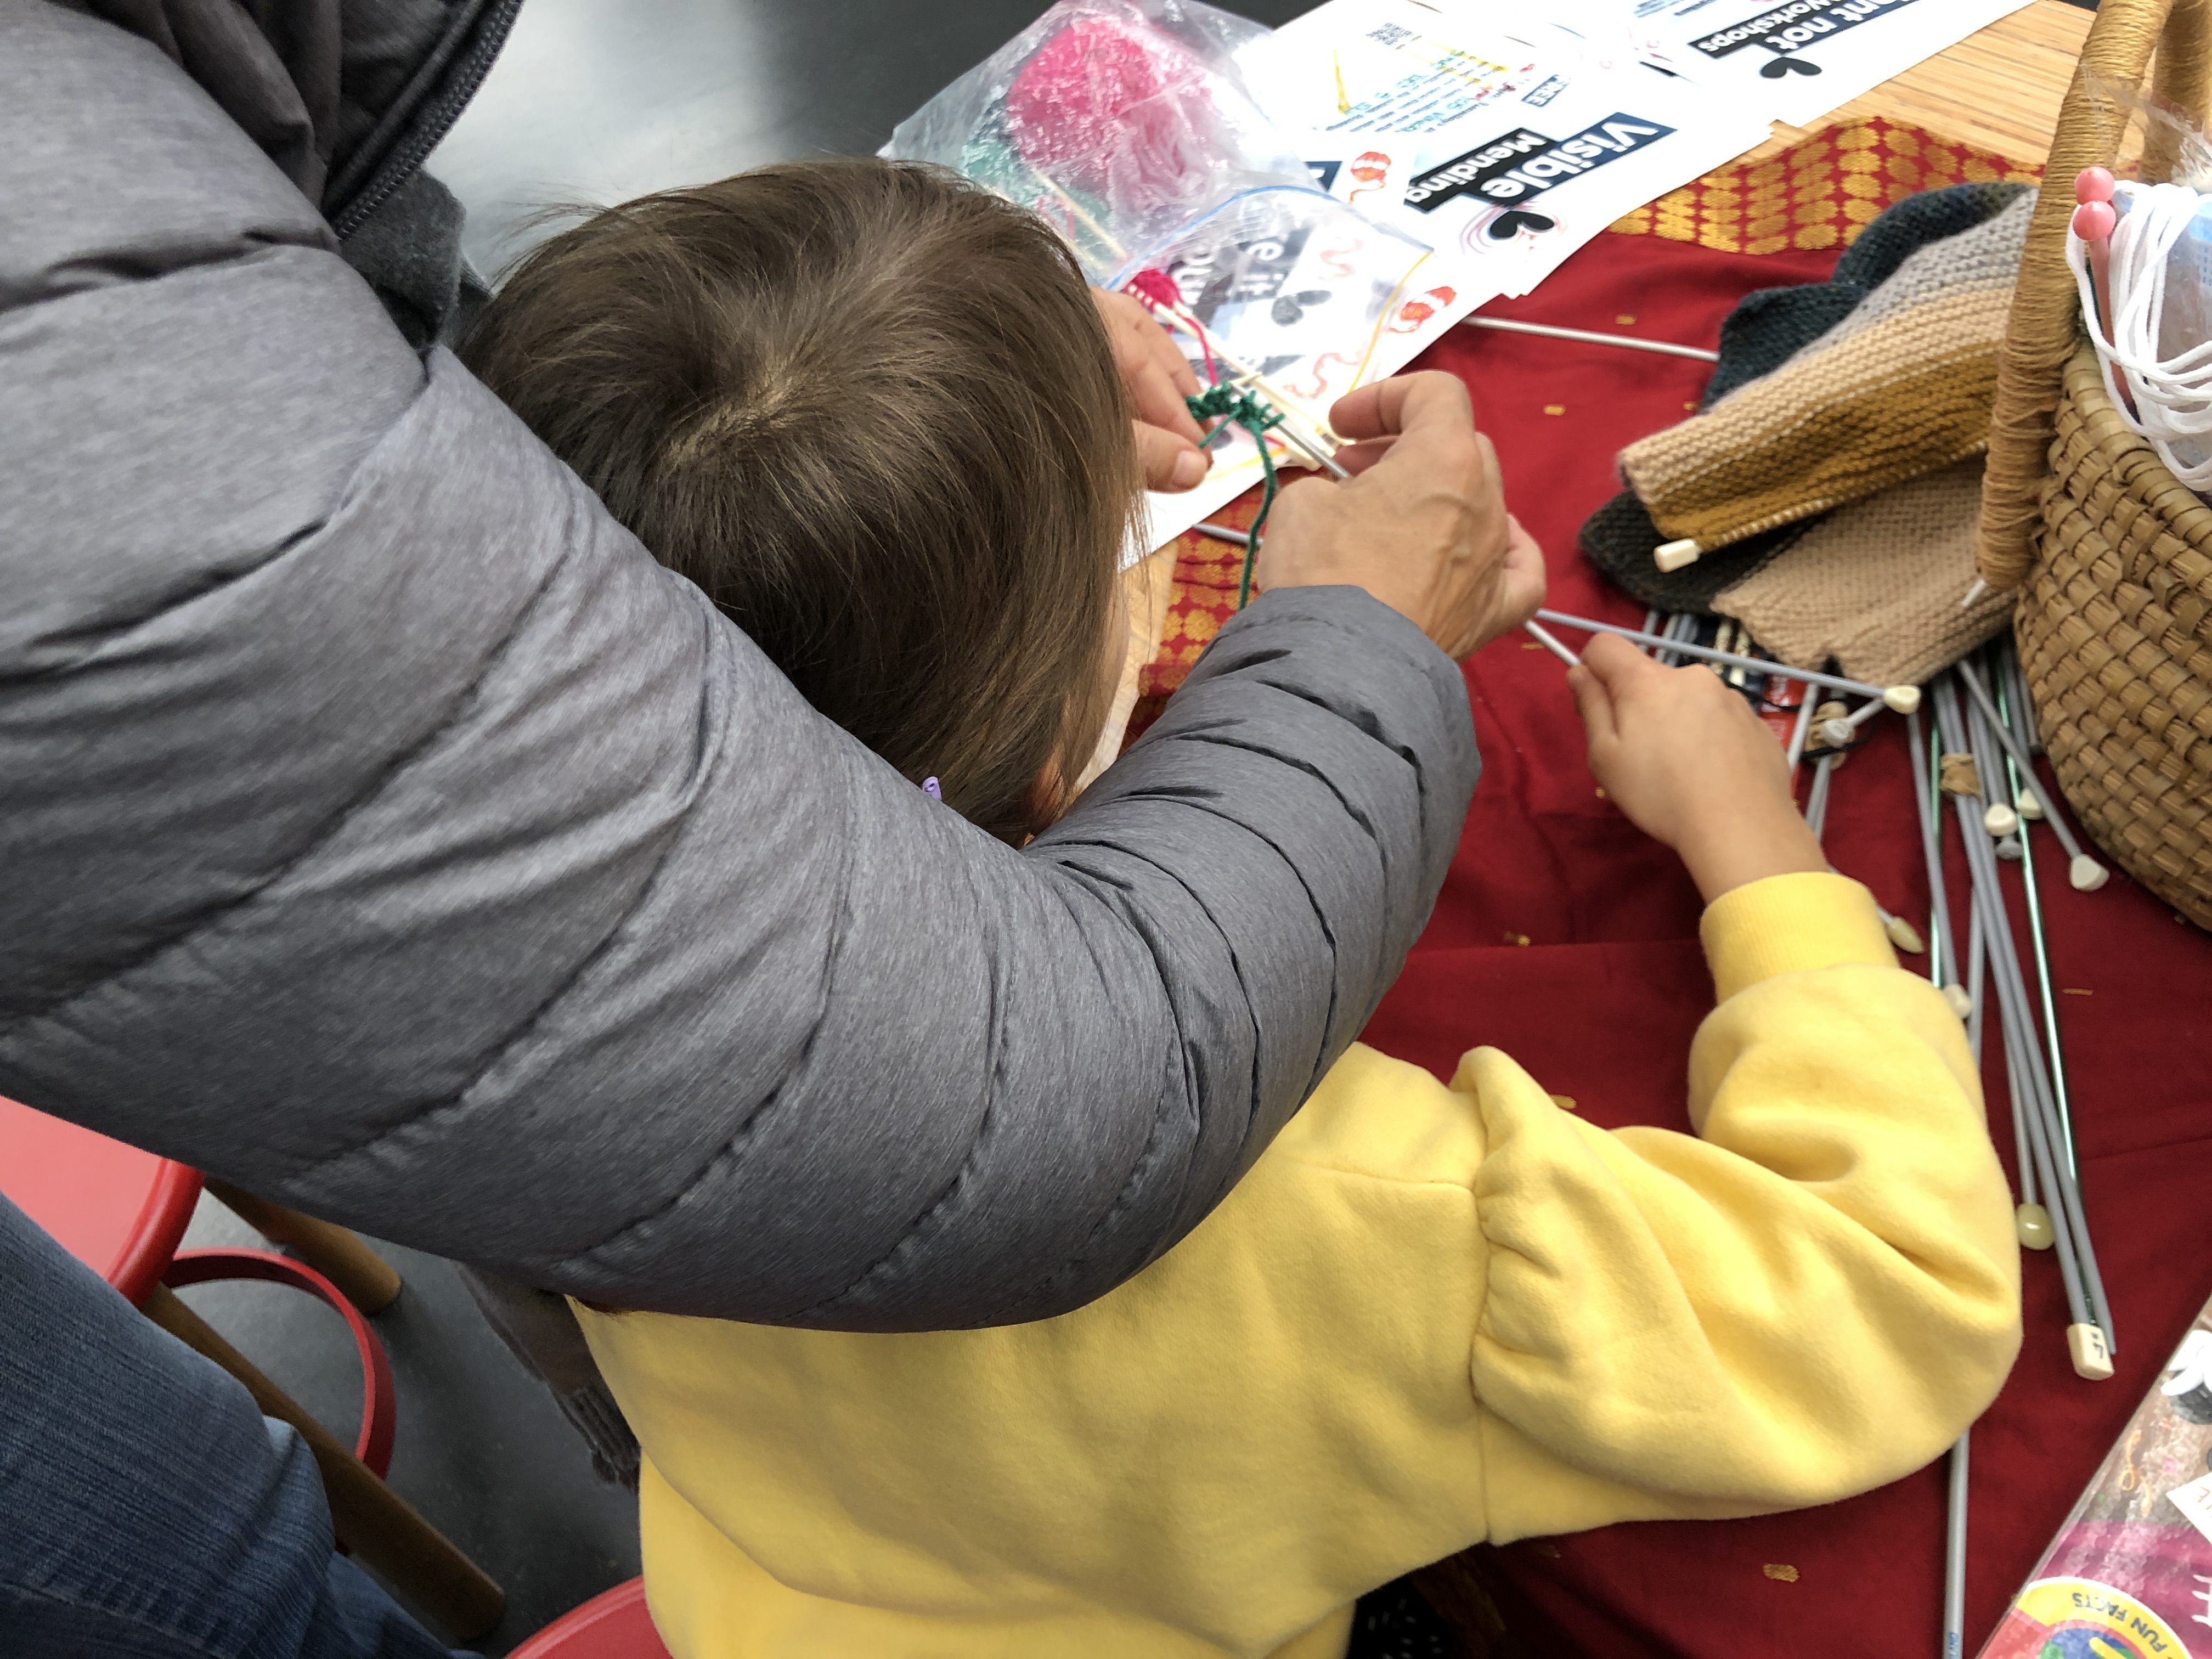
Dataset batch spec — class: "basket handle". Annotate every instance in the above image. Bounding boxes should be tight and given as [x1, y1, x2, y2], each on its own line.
[1977, 0, 2212, 590]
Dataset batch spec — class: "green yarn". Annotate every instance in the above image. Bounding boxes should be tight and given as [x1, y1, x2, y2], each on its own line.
[1186, 383, 1287, 608]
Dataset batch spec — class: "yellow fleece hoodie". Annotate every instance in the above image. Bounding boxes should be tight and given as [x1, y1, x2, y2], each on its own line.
[576, 873, 2022, 1659]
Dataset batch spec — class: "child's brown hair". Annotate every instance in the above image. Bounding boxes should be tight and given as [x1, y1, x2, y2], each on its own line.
[461, 158, 1138, 842]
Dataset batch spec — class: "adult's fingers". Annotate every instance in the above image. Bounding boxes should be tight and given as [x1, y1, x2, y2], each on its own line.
[1135, 420, 1210, 492]
[1492, 516, 1547, 630]
[1328, 435, 1401, 477]
[1327, 370, 1471, 441]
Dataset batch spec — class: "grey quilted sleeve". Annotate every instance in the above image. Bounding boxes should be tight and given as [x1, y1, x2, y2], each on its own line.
[0, 4, 1477, 1328]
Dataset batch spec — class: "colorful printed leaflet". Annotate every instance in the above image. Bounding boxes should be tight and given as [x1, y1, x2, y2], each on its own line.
[1977, 1300, 2212, 1657]
[1549, 0, 2034, 128]
[1248, 0, 1767, 297]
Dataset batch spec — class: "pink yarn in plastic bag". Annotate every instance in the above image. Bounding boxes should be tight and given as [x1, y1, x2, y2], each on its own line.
[1005, 19, 1214, 201]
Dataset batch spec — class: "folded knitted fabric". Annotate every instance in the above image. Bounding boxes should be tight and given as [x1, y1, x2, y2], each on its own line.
[1702, 181, 2033, 407]
[1709, 458, 2013, 686]
[1619, 189, 2033, 557]
[1578, 492, 1810, 614]
[1580, 182, 2031, 612]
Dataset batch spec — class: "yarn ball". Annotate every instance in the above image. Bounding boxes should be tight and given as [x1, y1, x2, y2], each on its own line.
[1005, 19, 1211, 201]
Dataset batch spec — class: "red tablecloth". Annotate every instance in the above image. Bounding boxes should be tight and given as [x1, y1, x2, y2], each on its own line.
[1353, 213, 2212, 1658]
[1131, 121, 2212, 1654]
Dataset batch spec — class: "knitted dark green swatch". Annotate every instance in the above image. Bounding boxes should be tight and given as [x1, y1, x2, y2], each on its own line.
[1579, 180, 2032, 614]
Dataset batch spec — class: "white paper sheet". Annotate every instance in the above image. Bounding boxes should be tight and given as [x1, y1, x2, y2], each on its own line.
[1548, 0, 2034, 128]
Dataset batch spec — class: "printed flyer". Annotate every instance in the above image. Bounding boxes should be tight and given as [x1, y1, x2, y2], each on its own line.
[1551, 0, 2035, 127]
[1976, 1304, 2212, 1658]
[1248, 0, 1767, 296]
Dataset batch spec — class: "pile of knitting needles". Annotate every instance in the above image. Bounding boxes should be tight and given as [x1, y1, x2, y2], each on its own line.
[1489, 605, 2118, 1655]
[1914, 635, 2112, 1659]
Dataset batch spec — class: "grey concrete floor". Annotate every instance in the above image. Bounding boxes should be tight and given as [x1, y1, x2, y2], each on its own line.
[178, 1195, 639, 1654]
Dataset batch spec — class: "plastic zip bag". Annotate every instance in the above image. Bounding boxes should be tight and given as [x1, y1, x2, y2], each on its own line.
[885, 0, 1435, 481]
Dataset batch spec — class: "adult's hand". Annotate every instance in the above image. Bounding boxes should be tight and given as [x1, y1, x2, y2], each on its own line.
[1091, 289, 1212, 492]
[1256, 371, 1544, 660]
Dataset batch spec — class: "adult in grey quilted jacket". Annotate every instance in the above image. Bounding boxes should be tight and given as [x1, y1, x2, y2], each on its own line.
[2, 0, 1520, 1329]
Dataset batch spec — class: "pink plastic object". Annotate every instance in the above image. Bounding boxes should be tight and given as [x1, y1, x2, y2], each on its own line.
[164, 1247, 400, 1479]
[2075, 165, 2117, 204]
[2072, 199, 2117, 240]
[508, 1579, 672, 1659]
[0, 1094, 201, 1306]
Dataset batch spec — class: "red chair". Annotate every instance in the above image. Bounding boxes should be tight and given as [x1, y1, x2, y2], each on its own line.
[0, 1095, 502, 1639]
[510, 1579, 672, 1659]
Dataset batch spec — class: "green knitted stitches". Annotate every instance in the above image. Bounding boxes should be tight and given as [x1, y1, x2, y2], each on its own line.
[1188, 384, 1288, 610]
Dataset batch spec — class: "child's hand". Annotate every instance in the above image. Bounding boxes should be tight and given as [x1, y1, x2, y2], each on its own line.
[1568, 633, 1827, 904]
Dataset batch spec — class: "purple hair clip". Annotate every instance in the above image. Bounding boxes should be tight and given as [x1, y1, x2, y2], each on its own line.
[921, 776, 942, 802]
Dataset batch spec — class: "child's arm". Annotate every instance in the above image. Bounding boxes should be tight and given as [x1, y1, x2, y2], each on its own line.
[1463, 637, 2020, 1538]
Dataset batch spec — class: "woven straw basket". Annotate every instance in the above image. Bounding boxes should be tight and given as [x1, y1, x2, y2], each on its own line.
[1979, 0, 2212, 926]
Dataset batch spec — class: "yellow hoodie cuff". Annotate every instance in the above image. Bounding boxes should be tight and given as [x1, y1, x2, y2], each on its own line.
[1700, 871, 1897, 1002]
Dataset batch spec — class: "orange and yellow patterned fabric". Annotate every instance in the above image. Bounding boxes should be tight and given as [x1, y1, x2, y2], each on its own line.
[1606, 116, 2038, 255]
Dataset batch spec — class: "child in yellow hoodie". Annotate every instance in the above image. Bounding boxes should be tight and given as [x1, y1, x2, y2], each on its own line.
[466, 159, 2023, 1659]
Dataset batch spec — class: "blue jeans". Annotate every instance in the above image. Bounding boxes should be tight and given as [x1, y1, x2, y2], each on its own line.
[0, 1193, 472, 1659]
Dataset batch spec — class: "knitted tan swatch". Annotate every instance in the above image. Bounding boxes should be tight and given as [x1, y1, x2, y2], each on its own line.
[1710, 458, 2013, 685]
[1620, 194, 2032, 554]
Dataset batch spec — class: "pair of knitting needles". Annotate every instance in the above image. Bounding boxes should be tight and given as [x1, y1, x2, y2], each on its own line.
[1524, 610, 1924, 710]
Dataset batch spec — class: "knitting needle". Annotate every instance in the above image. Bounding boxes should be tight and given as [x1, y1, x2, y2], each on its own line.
[2075, 167, 2117, 343]
[1804, 752, 1836, 840]
[1536, 611, 1921, 706]
[1460, 315, 1721, 362]
[1993, 658, 2079, 1182]
[1954, 661, 2106, 890]
[1960, 683, 2049, 1240]
[1799, 735, 1919, 951]
[1906, 707, 1970, 1016]
[1194, 522, 1250, 545]
[1954, 729, 2102, 1364]
[1940, 680, 2113, 1372]
[1217, 371, 1353, 479]
[1522, 619, 1582, 665]
[2000, 642, 2046, 817]
[1784, 684, 1818, 775]
[1969, 887, 2048, 1238]
[1944, 1430, 1970, 1659]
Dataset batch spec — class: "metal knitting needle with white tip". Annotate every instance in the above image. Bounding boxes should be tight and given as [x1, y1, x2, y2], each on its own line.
[1534, 611, 1924, 709]
[1954, 659, 2107, 890]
